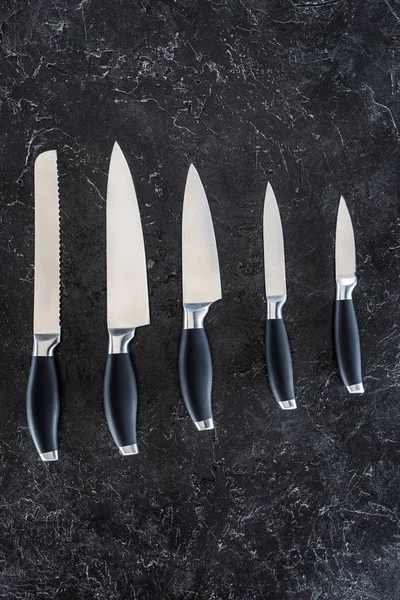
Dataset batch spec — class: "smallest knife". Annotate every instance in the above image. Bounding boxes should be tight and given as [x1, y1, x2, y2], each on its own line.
[263, 183, 296, 410]
[334, 197, 363, 393]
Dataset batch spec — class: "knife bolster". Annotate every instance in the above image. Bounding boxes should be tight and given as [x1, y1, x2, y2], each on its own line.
[33, 333, 60, 357]
[108, 328, 135, 354]
[267, 295, 286, 320]
[183, 303, 211, 329]
[336, 278, 357, 301]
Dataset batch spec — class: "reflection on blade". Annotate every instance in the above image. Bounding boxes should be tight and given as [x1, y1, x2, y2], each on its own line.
[335, 196, 356, 281]
[33, 150, 60, 335]
[182, 164, 221, 304]
[263, 183, 286, 298]
[107, 142, 149, 329]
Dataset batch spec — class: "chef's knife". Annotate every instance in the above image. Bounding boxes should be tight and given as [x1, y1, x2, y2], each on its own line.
[264, 183, 296, 410]
[104, 142, 150, 455]
[26, 150, 61, 461]
[179, 165, 221, 430]
[334, 197, 363, 393]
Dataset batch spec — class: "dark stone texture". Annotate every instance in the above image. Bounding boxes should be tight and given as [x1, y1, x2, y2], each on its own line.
[0, 1, 399, 598]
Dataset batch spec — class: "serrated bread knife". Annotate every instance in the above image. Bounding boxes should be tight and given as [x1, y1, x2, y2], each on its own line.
[263, 183, 296, 410]
[26, 150, 61, 462]
[334, 197, 363, 393]
[104, 142, 150, 455]
[179, 165, 222, 431]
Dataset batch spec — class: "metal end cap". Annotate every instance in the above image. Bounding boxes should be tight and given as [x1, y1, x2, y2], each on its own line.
[347, 383, 364, 394]
[278, 399, 297, 410]
[40, 450, 58, 462]
[195, 419, 214, 431]
[119, 444, 139, 456]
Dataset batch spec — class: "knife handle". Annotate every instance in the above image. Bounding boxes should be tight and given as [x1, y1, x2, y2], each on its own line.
[334, 298, 363, 393]
[104, 329, 139, 455]
[265, 299, 296, 410]
[26, 335, 60, 461]
[179, 303, 214, 431]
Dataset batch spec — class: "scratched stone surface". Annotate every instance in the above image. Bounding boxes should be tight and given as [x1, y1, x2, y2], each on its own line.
[0, 1, 399, 599]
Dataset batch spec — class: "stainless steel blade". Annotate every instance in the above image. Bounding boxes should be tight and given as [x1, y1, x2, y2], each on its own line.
[182, 165, 221, 304]
[335, 196, 356, 281]
[33, 150, 60, 335]
[107, 142, 149, 330]
[263, 183, 287, 298]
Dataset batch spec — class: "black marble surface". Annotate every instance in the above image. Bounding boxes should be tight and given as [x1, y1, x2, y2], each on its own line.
[0, 1, 399, 598]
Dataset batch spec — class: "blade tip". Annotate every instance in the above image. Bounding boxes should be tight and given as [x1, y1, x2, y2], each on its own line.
[111, 141, 123, 156]
[264, 182, 277, 210]
[265, 181, 275, 198]
[109, 142, 129, 172]
[337, 196, 351, 221]
[184, 163, 202, 199]
[188, 163, 199, 177]
[35, 149, 57, 167]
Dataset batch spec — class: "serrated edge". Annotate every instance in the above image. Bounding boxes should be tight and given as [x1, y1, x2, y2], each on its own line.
[55, 151, 61, 331]
[33, 149, 61, 335]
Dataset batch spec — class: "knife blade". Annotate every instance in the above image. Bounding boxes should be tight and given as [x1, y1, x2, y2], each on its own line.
[179, 164, 221, 431]
[26, 150, 61, 462]
[263, 183, 296, 410]
[334, 196, 363, 393]
[104, 142, 150, 456]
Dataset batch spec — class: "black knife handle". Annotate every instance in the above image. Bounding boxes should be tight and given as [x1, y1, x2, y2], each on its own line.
[334, 299, 363, 391]
[266, 319, 296, 409]
[179, 328, 214, 428]
[104, 353, 139, 453]
[27, 356, 60, 460]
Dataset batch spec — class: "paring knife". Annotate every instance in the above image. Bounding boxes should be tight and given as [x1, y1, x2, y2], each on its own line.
[334, 197, 363, 393]
[263, 183, 296, 410]
[104, 142, 150, 455]
[26, 150, 61, 462]
[179, 165, 222, 430]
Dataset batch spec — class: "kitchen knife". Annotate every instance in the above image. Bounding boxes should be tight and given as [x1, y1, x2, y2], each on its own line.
[179, 165, 222, 430]
[334, 197, 363, 393]
[26, 150, 61, 461]
[104, 142, 150, 455]
[263, 183, 296, 410]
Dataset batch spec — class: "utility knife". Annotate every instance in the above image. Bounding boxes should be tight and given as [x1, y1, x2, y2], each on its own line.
[179, 165, 222, 430]
[334, 197, 363, 393]
[26, 150, 61, 461]
[263, 183, 296, 410]
[104, 142, 150, 455]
